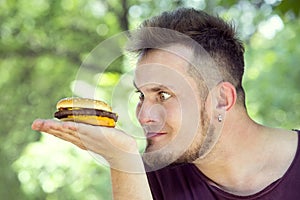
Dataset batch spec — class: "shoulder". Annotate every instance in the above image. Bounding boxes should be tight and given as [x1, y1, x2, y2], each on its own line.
[267, 129, 299, 175]
[269, 130, 300, 198]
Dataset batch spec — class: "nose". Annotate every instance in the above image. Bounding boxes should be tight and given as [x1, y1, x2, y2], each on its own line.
[136, 101, 164, 126]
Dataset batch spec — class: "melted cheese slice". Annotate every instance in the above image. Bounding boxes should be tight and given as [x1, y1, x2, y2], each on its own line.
[61, 115, 116, 127]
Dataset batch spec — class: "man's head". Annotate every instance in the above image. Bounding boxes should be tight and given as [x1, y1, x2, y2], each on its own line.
[129, 8, 246, 169]
[129, 7, 246, 105]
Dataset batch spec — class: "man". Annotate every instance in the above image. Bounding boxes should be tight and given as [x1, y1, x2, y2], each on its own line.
[32, 8, 299, 199]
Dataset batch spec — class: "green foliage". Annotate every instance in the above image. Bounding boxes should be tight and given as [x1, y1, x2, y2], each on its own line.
[276, 0, 300, 17]
[244, 19, 300, 129]
[0, 0, 112, 199]
[0, 0, 299, 199]
[13, 135, 112, 200]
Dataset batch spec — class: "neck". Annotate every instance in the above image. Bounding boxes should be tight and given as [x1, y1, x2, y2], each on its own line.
[193, 107, 298, 195]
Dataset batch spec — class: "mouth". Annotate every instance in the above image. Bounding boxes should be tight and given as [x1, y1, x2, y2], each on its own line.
[146, 132, 167, 139]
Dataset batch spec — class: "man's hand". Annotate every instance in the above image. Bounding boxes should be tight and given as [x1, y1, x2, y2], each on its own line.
[31, 119, 140, 171]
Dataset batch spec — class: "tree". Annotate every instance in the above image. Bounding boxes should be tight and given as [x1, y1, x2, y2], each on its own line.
[1, 0, 299, 199]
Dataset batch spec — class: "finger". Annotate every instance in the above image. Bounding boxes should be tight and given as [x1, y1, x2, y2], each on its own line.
[45, 128, 87, 150]
[75, 122, 119, 138]
[32, 119, 88, 150]
[71, 124, 117, 152]
[31, 119, 45, 131]
[33, 119, 75, 135]
[75, 124, 137, 153]
[77, 128, 131, 155]
[51, 121, 79, 137]
[62, 121, 79, 131]
[32, 119, 60, 132]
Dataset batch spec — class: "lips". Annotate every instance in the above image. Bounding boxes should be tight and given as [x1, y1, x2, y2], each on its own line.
[146, 132, 167, 139]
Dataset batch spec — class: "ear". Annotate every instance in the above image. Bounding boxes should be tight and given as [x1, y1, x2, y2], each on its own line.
[215, 82, 237, 111]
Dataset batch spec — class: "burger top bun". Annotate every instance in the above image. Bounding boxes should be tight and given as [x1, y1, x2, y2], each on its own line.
[56, 97, 112, 112]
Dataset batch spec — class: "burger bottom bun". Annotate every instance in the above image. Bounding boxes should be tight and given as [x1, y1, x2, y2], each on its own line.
[60, 115, 116, 127]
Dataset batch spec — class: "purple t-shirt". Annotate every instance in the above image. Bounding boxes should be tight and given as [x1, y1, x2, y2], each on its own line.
[147, 130, 300, 200]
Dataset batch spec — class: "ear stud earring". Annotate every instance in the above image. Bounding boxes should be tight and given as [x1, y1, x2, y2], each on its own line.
[218, 114, 222, 122]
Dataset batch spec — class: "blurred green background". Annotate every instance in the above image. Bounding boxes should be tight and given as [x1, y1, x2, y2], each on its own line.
[1, 0, 299, 199]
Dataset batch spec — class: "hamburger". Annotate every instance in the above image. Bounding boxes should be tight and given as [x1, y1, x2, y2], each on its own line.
[54, 97, 118, 127]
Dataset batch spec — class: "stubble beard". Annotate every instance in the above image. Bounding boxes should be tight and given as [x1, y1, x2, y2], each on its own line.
[173, 108, 213, 163]
[142, 108, 214, 171]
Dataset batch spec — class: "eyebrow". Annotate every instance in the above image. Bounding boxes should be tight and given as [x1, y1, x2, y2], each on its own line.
[133, 81, 175, 92]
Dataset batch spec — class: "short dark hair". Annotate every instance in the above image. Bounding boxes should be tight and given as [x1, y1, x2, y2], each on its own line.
[128, 8, 246, 106]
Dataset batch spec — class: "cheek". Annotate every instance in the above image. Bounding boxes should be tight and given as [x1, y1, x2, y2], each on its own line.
[165, 101, 182, 127]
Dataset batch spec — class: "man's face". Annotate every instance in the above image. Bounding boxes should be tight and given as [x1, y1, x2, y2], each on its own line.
[134, 47, 213, 169]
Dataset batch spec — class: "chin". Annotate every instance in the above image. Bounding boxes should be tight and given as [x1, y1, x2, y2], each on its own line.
[142, 148, 177, 171]
[142, 144, 201, 171]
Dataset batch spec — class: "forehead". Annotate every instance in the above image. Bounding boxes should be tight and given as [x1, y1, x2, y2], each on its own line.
[134, 47, 196, 91]
[137, 45, 194, 71]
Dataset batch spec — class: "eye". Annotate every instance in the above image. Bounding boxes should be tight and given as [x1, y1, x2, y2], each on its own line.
[135, 90, 144, 101]
[159, 91, 171, 101]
